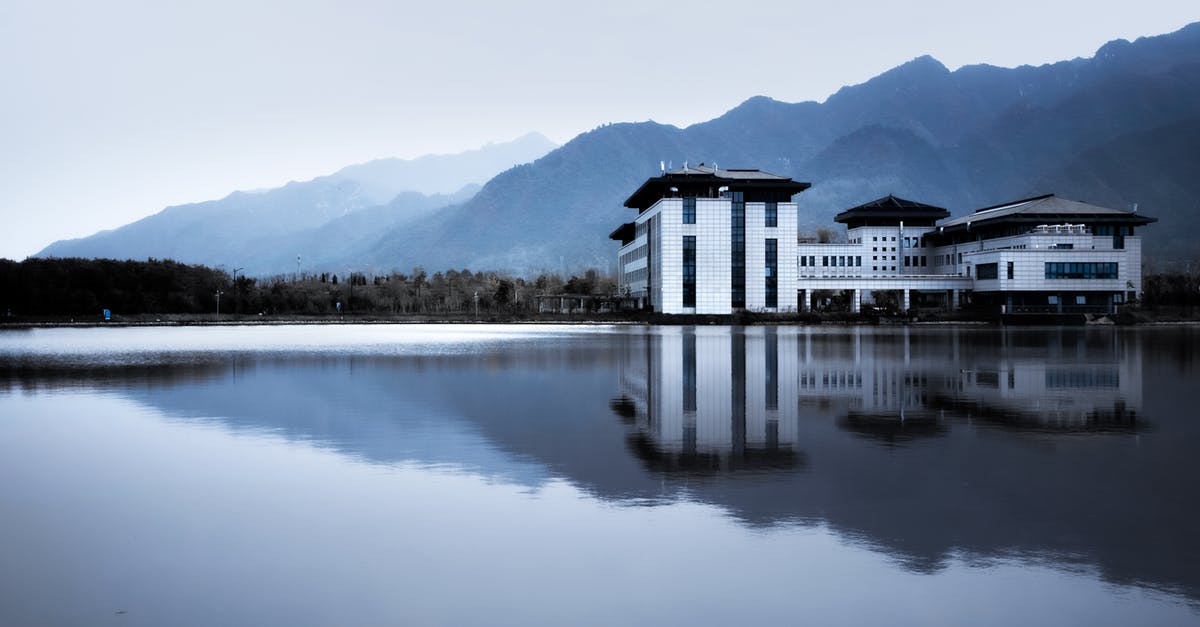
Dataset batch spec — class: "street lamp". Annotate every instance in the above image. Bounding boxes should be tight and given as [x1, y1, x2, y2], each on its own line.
[232, 267, 243, 315]
[215, 290, 224, 316]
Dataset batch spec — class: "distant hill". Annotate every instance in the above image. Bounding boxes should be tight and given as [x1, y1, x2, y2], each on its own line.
[36, 133, 557, 275]
[361, 22, 1200, 274]
[39, 23, 1200, 275]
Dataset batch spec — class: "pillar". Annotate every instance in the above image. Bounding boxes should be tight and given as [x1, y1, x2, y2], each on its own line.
[902, 289, 911, 313]
[852, 289, 862, 313]
[951, 289, 960, 310]
[801, 289, 810, 312]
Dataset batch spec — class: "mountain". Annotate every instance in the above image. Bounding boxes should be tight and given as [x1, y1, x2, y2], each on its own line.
[39, 23, 1200, 275]
[36, 133, 557, 275]
[359, 22, 1200, 274]
[325, 132, 559, 204]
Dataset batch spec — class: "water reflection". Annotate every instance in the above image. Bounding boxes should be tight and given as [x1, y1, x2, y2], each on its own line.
[615, 327, 1143, 454]
[1, 324, 1198, 617]
[609, 326, 1198, 602]
[615, 328, 804, 472]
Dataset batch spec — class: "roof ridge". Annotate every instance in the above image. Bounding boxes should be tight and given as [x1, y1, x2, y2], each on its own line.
[973, 193, 1055, 214]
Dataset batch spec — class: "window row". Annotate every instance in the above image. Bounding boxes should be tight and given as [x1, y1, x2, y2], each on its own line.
[680, 198, 778, 228]
[1045, 262, 1118, 279]
[801, 255, 862, 267]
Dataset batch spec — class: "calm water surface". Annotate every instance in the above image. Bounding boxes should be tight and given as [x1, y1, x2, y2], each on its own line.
[1, 324, 1198, 626]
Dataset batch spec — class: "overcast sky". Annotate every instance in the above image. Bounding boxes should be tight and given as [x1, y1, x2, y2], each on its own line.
[1, 0, 1195, 260]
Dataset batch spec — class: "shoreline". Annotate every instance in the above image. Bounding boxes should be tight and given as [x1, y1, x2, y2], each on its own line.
[3, 312, 1199, 329]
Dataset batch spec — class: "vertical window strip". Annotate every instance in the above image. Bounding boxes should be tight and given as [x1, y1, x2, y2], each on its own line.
[682, 235, 697, 308]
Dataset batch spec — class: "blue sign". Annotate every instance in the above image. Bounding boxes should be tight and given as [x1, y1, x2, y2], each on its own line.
[103, 309, 111, 321]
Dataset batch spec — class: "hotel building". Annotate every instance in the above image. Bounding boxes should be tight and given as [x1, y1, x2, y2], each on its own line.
[612, 167, 1155, 314]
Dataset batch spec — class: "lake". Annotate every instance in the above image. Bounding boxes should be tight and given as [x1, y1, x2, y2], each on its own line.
[1, 324, 1198, 626]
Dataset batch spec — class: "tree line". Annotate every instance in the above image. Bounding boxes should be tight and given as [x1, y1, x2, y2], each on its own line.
[4, 257, 1195, 319]
[1142, 272, 1200, 313]
[0, 257, 618, 318]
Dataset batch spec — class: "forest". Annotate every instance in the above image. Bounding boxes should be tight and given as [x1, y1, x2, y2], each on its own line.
[0, 258, 617, 318]
[1, 257, 1197, 320]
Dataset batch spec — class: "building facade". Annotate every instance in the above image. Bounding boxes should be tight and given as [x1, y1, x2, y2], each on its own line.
[610, 164, 810, 314]
[613, 168, 1155, 314]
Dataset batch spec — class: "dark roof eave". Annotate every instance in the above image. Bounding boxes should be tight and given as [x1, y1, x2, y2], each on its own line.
[938, 214, 1157, 232]
[609, 222, 636, 241]
[834, 209, 950, 223]
[624, 178, 812, 209]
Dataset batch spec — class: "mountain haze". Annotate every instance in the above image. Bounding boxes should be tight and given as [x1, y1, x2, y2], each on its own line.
[37, 134, 556, 275]
[360, 22, 1200, 274]
[39, 23, 1200, 275]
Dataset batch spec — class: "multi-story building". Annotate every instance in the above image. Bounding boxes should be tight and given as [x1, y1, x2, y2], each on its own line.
[610, 164, 810, 314]
[613, 167, 1156, 314]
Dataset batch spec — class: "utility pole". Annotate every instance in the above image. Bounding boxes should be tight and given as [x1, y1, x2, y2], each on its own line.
[296, 255, 301, 282]
[474, 291, 479, 318]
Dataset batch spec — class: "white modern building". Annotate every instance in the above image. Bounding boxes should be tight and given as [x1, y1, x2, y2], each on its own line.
[611, 164, 809, 314]
[613, 167, 1156, 315]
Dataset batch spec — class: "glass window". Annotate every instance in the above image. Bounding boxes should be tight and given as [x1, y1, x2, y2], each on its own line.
[731, 192, 744, 308]
[765, 239, 777, 308]
[682, 197, 696, 224]
[1044, 262, 1118, 279]
[682, 236, 696, 307]
[765, 202, 777, 228]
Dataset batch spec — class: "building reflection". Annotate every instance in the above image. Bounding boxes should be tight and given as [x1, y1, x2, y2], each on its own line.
[615, 327, 803, 472]
[615, 327, 1143, 458]
[799, 328, 1142, 437]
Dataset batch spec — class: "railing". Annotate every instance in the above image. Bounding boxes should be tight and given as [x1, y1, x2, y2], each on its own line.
[1032, 224, 1090, 235]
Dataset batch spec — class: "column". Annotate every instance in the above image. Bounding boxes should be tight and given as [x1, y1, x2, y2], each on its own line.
[852, 289, 862, 313]
[951, 289, 960, 310]
[801, 288, 810, 312]
[902, 289, 911, 312]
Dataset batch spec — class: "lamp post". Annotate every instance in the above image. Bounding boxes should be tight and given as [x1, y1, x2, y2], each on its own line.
[215, 290, 223, 316]
[232, 267, 243, 315]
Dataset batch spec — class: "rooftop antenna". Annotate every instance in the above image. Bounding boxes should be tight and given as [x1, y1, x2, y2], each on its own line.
[713, 161, 718, 172]
[684, 160, 688, 172]
[1132, 202, 1138, 213]
[660, 160, 665, 175]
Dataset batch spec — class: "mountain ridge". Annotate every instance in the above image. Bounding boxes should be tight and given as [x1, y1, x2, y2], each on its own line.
[37, 22, 1200, 275]
[37, 134, 558, 275]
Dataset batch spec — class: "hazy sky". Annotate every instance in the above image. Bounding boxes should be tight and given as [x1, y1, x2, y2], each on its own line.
[1, 0, 1195, 260]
